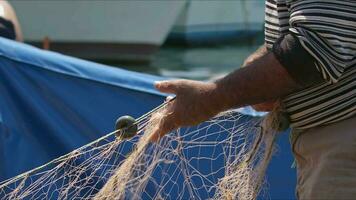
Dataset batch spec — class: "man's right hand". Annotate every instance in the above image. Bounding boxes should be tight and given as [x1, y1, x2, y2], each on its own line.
[150, 51, 301, 142]
[150, 80, 222, 142]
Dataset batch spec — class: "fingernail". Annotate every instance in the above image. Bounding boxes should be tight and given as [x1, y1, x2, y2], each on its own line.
[154, 81, 164, 86]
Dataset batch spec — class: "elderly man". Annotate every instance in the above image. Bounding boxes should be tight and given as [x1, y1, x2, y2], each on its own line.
[153, 0, 356, 199]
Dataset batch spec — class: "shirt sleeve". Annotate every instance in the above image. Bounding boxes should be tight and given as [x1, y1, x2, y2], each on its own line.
[286, 1, 356, 84]
[272, 33, 324, 87]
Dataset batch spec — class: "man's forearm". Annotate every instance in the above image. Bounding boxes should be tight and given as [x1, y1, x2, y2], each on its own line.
[242, 44, 267, 67]
[213, 51, 302, 111]
[153, 46, 302, 139]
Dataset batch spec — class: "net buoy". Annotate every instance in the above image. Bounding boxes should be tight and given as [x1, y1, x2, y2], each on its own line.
[115, 115, 138, 139]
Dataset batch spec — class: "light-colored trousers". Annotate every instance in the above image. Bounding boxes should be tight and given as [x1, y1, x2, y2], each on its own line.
[292, 116, 356, 200]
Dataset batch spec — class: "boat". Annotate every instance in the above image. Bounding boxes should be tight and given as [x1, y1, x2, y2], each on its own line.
[167, 0, 265, 45]
[10, 1, 264, 61]
[0, 37, 295, 199]
[10, 1, 186, 62]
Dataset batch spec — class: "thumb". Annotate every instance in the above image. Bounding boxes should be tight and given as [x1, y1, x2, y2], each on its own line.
[155, 81, 178, 94]
[149, 114, 176, 142]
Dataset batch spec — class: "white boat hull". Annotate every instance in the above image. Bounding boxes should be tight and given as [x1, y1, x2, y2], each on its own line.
[11, 1, 186, 60]
[10, 1, 264, 59]
[168, 1, 265, 44]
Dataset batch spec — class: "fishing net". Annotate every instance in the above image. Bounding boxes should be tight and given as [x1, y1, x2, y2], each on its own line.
[0, 102, 279, 200]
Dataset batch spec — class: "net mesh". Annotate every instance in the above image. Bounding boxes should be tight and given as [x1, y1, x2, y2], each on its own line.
[0, 104, 277, 200]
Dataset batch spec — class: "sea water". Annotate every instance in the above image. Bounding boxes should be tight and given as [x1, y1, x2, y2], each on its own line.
[118, 40, 262, 81]
[122, 41, 265, 117]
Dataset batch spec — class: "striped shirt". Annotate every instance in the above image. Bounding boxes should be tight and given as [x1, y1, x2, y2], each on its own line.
[265, 0, 355, 130]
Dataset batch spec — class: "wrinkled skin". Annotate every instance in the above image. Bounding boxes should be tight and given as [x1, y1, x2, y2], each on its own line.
[150, 51, 302, 142]
[151, 80, 277, 142]
[151, 80, 219, 142]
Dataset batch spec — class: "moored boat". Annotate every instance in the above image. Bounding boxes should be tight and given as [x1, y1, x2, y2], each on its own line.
[11, 1, 264, 61]
[10, 1, 186, 62]
[168, 0, 265, 45]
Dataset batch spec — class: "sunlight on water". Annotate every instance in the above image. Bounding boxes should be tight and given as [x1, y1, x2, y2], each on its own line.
[151, 42, 262, 80]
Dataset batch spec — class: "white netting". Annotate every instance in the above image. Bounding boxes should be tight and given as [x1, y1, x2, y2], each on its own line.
[0, 104, 277, 200]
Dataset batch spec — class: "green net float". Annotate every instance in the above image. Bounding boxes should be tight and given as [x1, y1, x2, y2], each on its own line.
[115, 115, 138, 139]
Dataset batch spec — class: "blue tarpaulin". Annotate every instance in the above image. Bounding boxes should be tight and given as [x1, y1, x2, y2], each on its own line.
[0, 38, 296, 199]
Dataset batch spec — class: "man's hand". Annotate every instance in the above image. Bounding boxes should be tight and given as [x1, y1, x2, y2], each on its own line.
[150, 80, 221, 142]
[151, 52, 301, 141]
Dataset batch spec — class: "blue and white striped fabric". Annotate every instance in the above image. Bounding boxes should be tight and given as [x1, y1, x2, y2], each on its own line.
[265, 0, 356, 129]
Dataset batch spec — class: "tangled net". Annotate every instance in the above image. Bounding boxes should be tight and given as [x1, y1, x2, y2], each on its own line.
[0, 102, 278, 200]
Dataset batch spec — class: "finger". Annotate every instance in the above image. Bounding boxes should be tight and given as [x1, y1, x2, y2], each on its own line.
[155, 81, 178, 94]
[150, 119, 175, 142]
[165, 95, 174, 102]
[150, 111, 177, 142]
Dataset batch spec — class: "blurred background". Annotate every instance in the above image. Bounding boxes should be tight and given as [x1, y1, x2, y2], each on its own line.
[10, 0, 265, 80]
